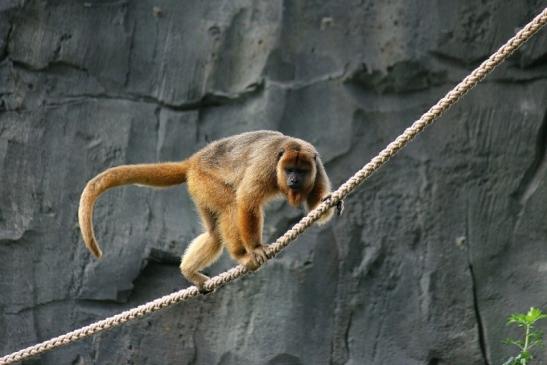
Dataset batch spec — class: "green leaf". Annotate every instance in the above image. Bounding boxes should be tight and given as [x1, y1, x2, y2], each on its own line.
[526, 307, 547, 324]
[508, 313, 528, 326]
[512, 351, 532, 365]
[503, 338, 525, 349]
[529, 330, 543, 343]
[503, 307, 546, 364]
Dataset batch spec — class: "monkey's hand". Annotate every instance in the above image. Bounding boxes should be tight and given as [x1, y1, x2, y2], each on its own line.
[321, 194, 344, 216]
[244, 244, 269, 271]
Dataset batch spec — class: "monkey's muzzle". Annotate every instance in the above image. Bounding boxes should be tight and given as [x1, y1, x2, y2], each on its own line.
[287, 177, 301, 189]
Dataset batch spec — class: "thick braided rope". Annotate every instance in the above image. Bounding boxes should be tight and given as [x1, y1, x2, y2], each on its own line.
[1, 7, 546, 365]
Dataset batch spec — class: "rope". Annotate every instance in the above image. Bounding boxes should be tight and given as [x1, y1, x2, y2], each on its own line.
[2, 7, 546, 365]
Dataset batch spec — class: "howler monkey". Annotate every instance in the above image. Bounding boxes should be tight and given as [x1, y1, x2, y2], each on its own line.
[79, 130, 340, 290]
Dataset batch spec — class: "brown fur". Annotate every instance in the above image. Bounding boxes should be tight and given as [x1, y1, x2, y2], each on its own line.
[78, 130, 335, 289]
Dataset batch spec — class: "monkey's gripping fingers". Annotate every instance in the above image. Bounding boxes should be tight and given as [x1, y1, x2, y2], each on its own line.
[251, 244, 268, 265]
[322, 194, 344, 216]
[244, 244, 268, 271]
[198, 285, 217, 296]
[335, 200, 344, 216]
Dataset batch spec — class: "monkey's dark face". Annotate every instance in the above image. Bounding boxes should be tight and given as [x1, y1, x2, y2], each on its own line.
[277, 148, 317, 206]
[285, 166, 307, 190]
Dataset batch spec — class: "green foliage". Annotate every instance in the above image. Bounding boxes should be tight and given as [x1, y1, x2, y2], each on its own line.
[502, 307, 547, 365]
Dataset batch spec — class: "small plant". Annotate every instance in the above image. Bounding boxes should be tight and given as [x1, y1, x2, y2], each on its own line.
[502, 307, 547, 365]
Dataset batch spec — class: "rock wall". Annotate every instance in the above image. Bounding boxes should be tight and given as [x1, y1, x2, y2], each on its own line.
[1, 1, 546, 364]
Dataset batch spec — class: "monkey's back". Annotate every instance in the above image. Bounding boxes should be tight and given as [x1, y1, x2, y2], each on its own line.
[185, 130, 315, 211]
[191, 131, 283, 184]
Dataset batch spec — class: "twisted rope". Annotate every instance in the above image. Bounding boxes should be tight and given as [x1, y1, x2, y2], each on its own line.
[2, 7, 546, 365]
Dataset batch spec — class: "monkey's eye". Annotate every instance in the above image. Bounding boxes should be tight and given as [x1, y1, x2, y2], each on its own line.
[286, 168, 306, 174]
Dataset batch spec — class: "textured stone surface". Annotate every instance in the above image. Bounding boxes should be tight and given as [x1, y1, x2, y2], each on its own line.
[1, 1, 546, 364]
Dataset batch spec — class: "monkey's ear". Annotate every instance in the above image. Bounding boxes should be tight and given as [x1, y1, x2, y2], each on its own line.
[314, 153, 318, 161]
[277, 148, 285, 160]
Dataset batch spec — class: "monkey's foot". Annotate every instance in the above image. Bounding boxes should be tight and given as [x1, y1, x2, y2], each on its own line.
[180, 268, 212, 292]
[195, 279, 217, 295]
[197, 285, 216, 295]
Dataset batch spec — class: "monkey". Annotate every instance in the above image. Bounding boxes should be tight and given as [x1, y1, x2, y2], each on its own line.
[79, 130, 342, 291]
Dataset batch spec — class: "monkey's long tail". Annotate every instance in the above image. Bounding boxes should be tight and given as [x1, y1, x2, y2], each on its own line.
[78, 161, 189, 258]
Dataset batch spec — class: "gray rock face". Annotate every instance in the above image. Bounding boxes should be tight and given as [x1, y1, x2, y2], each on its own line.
[1, 1, 546, 364]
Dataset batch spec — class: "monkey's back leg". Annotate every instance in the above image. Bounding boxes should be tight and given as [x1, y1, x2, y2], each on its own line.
[179, 206, 223, 288]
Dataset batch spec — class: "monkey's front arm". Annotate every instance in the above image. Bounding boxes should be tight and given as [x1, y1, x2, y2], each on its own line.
[236, 201, 268, 270]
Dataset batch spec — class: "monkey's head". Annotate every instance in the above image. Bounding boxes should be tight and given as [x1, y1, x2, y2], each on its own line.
[276, 142, 318, 207]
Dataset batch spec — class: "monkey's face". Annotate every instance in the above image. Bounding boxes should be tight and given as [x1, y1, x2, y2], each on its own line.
[277, 149, 317, 207]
